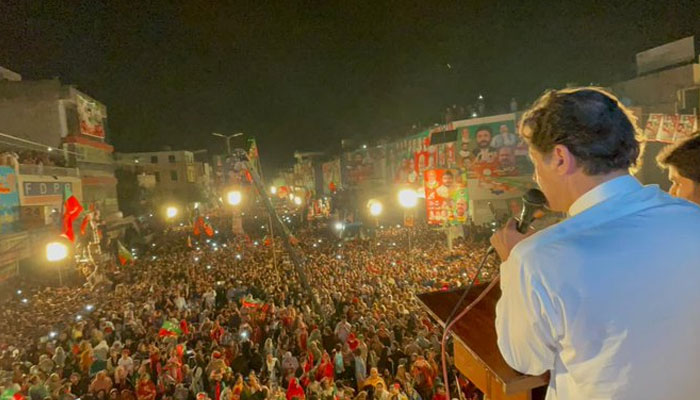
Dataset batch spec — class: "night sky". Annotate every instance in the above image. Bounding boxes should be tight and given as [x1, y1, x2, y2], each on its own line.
[2, 1, 699, 173]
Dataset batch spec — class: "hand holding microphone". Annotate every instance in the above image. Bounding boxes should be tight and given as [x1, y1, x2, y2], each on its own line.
[490, 189, 547, 261]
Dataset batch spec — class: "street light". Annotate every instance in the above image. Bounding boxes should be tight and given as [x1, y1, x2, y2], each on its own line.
[293, 196, 302, 206]
[398, 189, 418, 256]
[368, 200, 383, 216]
[334, 222, 344, 231]
[46, 241, 69, 286]
[227, 190, 242, 206]
[398, 189, 418, 208]
[212, 132, 244, 155]
[46, 242, 68, 262]
[166, 206, 178, 219]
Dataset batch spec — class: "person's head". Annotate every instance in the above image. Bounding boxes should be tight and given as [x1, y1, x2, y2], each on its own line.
[425, 170, 437, 183]
[657, 133, 700, 205]
[497, 147, 516, 169]
[441, 171, 453, 186]
[475, 127, 493, 149]
[519, 88, 640, 212]
[499, 124, 510, 134]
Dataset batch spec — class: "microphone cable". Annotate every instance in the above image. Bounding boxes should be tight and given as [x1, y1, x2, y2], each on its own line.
[440, 246, 500, 399]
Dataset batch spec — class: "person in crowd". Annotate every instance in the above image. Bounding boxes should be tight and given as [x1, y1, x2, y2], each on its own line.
[657, 132, 700, 205]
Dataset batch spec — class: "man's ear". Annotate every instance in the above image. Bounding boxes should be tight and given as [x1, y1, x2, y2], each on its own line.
[551, 144, 577, 175]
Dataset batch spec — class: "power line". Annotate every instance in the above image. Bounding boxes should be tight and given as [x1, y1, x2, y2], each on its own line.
[0, 131, 84, 158]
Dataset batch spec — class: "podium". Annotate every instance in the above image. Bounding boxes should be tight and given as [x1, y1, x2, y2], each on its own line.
[417, 284, 549, 400]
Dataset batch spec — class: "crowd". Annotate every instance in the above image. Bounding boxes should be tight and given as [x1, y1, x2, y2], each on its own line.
[0, 222, 496, 400]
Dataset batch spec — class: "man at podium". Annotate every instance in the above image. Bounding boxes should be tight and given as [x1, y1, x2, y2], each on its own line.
[490, 88, 700, 400]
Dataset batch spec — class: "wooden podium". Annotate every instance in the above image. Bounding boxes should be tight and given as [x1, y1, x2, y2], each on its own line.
[417, 284, 549, 400]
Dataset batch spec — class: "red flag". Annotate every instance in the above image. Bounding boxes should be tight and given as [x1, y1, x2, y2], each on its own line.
[80, 213, 91, 236]
[62, 186, 83, 242]
[204, 223, 214, 237]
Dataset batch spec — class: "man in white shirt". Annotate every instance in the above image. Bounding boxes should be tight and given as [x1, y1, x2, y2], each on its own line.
[490, 88, 700, 400]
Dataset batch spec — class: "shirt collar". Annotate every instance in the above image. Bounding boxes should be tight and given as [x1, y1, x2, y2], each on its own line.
[568, 175, 641, 216]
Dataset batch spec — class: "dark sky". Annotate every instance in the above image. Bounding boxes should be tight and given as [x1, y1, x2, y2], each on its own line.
[2, 1, 699, 173]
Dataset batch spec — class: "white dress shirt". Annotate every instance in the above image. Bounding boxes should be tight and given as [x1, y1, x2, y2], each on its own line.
[496, 175, 700, 400]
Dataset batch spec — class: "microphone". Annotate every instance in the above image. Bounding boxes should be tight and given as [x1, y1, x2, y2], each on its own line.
[516, 188, 548, 233]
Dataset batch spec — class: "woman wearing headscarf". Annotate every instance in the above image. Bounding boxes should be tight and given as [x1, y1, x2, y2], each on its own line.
[280, 352, 298, 379]
[285, 377, 305, 400]
[135, 374, 156, 400]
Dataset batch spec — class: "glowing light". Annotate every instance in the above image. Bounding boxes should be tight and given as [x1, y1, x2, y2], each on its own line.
[227, 190, 242, 206]
[85, 304, 94, 311]
[16, 290, 21, 295]
[46, 242, 69, 262]
[368, 200, 383, 216]
[334, 222, 344, 231]
[206, 265, 212, 270]
[336, 255, 342, 259]
[398, 189, 418, 208]
[236, 254, 242, 260]
[294, 196, 302, 206]
[270, 186, 277, 194]
[166, 206, 178, 219]
[76, 315, 82, 321]
[49, 331, 57, 339]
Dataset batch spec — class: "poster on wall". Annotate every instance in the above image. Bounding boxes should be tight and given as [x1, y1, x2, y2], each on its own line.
[423, 169, 468, 225]
[459, 119, 532, 179]
[674, 114, 697, 142]
[76, 94, 106, 139]
[643, 114, 663, 141]
[0, 166, 20, 233]
[322, 159, 342, 194]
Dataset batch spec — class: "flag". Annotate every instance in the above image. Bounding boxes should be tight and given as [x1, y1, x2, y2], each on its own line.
[61, 185, 83, 242]
[204, 221, 214, 237]
[117, 240, 133, 266]
[241, 296, 264, 309]
[159, 320, 182, 337]
[0, 388, 25, 400]
[80, 213, 91, 236]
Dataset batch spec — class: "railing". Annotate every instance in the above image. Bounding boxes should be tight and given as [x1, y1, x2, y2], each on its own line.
[18, 163, 80, 177]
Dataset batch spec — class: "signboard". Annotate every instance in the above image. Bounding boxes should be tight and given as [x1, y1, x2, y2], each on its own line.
[423, 169, 468, 225]
[76, 94, 106, 138]
[0, 167, 20, 233]
[322, 159, 342, 195]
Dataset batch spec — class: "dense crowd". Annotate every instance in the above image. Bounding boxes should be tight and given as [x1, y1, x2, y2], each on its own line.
[0, 223, 496, 400]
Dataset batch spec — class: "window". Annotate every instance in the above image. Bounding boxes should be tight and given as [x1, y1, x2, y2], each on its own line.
[170, 170, 178, 181]
[168, 155, 176, 163]
[154, 172, 160, 183]
[151, 155, 158, 164]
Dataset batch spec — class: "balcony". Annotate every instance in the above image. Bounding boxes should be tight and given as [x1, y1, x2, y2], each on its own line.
[18, 163, 80, 177]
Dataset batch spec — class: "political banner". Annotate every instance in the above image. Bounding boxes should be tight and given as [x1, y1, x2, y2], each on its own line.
[423, 169, 468, 225]
[0, 167, 20, 233]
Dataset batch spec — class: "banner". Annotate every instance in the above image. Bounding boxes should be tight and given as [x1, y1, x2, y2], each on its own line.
[322, 159, 342, 195]
[423, 169, 468, 225]
[642, 113, 697, 143]
[76, 94, 106, 139]
[0, 167, 20, 233]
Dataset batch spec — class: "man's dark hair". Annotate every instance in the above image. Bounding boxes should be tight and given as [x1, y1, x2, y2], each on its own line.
[519, 87, 641, 175]
[656, 132, 700, 183]
[475, 125, 493, 136]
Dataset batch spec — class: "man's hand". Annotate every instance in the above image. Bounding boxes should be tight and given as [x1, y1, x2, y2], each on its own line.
[489, 219, 533, 261]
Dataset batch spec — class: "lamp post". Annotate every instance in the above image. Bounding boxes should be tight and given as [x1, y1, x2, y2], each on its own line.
[46, 241, 69, 285]
[227, 189, 242, 235]
[212, 132, 244, 155]
[398, 189, 418, 254]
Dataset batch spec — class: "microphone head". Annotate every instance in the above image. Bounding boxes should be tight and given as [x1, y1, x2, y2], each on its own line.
[517, 189, 548, 233]
[522, 188, 547, 207]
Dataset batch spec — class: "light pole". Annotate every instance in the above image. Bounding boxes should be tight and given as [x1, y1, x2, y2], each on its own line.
[212, 132, 244, 155]
[227, 189, 242, 234]
[46, 241, 69, 285]
[398, 189, 418, 255]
